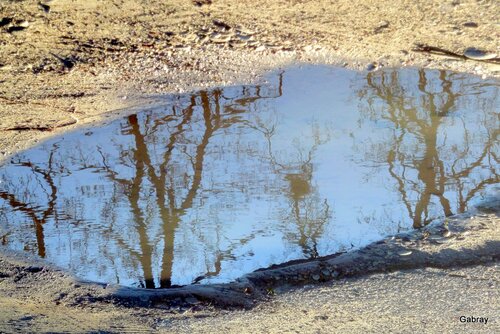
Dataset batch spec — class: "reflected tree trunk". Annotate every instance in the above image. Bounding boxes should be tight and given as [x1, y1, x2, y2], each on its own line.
[361, 69, 498, 227]
[0, 148, 59, 257]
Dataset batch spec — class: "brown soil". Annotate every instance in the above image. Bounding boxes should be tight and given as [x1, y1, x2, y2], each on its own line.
[0, 0, 499, 333]
[1, 0, 499, 157]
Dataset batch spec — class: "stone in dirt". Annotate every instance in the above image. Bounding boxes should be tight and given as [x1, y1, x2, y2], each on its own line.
[462, 22, 478, 28]
[374, 20, 390, 33]
[213, 19, 231, 31]
[39, 2, 51, 13]
[0, 17, 13, 27]
[366, 62, 379, 71]
[6, 20, 29, 33]
[463, 47, 497, 60]
[193, 0, 212, 6]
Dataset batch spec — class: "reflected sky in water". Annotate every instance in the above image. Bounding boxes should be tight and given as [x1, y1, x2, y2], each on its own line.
[0, 66, 498, 287]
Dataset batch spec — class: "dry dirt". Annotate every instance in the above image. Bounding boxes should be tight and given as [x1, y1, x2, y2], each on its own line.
[1, 0, 499, 156]
[0, 0, 499, 333]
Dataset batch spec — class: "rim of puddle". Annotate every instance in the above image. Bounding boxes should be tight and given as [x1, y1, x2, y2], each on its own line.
[1, 63, 496, 163]
[0, 64, 498, 306]
[1, 201, 498, 308]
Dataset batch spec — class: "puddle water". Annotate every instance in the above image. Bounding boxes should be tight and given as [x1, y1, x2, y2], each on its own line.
[0, 66, 498, 288]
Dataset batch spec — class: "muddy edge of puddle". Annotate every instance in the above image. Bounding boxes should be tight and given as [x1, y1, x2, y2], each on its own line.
[0, 199, 498, 309]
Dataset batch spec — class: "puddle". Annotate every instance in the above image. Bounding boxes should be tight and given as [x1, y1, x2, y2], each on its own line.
[0, 66, 498, 288]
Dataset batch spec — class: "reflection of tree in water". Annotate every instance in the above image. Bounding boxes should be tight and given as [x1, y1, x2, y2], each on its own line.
[98, 84, 285, 287]
[0, 147, 59, 258]
[357, 69, 499, 228]
[282, 168, 331, 258]
[245, 116, 331, 258]
[2, 68, 498, 287]
[0, 73, 289, 288]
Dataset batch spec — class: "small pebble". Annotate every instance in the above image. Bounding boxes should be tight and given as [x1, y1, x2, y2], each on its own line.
[366, 62, 378, 71]
[0, 17, 13, 27]
[7, 20, 29, 33]
[464, 47, 497, 60]
[374, 20, 389, 33]
[463, 22, 478, 28]
[17, 20, 29, 28]
[398, 250, 412, 256]
[39, 2, 51, 13]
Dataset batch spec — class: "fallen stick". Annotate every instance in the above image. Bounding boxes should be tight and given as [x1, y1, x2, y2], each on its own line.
[413, 43, 500, 64]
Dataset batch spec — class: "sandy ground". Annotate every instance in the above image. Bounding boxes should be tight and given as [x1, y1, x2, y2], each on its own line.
[0, 0, 499, 333]
[170, 265, 500, 334]
[1, 264, 498, 333]
[1, 0, 499, 156]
